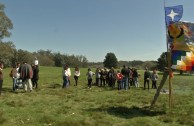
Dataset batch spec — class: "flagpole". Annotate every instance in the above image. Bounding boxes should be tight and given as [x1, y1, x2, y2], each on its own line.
[150, 0, 173, 108]
[164, 0, 173, 110]
[164, 0, 168, 51]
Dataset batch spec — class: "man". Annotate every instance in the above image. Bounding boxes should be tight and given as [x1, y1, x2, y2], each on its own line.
[121, 65, 129, 90]
[144, 67, 151, 90]
[19, 62, 33, 92]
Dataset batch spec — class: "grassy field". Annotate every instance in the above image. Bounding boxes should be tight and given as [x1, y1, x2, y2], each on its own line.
[0, 66, 194, 126]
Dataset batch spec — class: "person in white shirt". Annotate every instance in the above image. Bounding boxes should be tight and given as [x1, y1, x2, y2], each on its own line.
[66, 65, 71, 85]
[62, 66, 69, 88]
[86, 68, 95, 89]
[34, 57, 38, 66]
[74, 66, 80, 86]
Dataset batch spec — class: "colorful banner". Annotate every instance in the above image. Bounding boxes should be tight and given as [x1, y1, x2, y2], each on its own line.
[167, 21, 194, 71]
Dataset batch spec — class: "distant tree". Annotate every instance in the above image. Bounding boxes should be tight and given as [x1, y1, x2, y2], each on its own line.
[17, 49, 34, 64]
[0, 3, 13, 39]
[54, 52, 64, 67]
[35, 50, 54, 66]
[142, 61, 157, 70]
[0, 41, 16, 67]
[157, 52, 167, 71]
[103, 52, 118, 69]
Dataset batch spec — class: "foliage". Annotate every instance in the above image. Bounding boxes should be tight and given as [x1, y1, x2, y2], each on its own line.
[0, 41, 16, 67]
[0, 3, 13, 39]
[103, 52, 118, 69]
[53, 52, 88, 68]
[157, 52, 168, 71]
[142, 61, 157, 70]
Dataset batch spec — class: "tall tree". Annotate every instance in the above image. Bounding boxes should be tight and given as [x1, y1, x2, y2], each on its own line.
[17, 49, 34, 64]
[103, 52, 118, 69]
[0, 3, 13, 39]
[157, 52, 167, 71]
[0, 41, 16, 67]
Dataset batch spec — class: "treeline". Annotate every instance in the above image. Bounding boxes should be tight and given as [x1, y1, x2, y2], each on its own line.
[0, 41, 88, 68]
[0, 41, 158, 69]
[88, 60, 157, 70]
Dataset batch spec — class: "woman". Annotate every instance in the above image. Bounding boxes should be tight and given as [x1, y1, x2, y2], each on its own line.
[74, 66, 80, 86]
[151, 69, 159, 89]
[62, 66, 69, 88]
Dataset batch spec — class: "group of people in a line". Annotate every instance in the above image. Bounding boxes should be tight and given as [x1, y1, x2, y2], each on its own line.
[0, 61, 159, 96]
[62, 64, 159, 91]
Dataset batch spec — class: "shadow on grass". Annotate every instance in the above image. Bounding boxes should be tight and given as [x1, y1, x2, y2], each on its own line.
[2, 87, 13, 92]
[47, 83, 62, 89]
[87, 106, 166, 119]
[2, 87, 29, 94]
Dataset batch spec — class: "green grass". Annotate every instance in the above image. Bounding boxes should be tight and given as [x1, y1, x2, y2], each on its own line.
[0, 66, 194, 126]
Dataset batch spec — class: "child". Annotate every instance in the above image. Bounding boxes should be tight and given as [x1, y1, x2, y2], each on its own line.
[10, 65, 18, 91]
[116, 70, 123, 90]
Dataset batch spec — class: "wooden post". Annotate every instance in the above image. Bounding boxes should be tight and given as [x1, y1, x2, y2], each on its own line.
[150, 71, 168, 107]
[167, 51, 173, 110]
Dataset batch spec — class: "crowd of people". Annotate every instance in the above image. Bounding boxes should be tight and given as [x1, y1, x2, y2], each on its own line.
[62, 64, 159, 91]
[7, 58, 39, 93]
[0, 61, 159, 96]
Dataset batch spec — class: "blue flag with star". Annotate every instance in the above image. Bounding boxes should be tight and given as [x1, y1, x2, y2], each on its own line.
[165, 5, 183, 26]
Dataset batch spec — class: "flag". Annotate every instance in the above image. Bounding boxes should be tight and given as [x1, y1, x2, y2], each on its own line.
[168, 21, 194, 71]
[165, 5, 183, 26]
[171, 50, 194, 71]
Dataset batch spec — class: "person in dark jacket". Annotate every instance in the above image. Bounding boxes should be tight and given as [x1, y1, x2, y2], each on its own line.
[144, 67, 151, 90]
[32, 64, 39, 89]
[19, 62, 33, 92]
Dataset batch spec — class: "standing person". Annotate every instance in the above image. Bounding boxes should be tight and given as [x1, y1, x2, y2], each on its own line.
[151, 69, 159, 89]
[100, 69, 106, 87]
[66, 65, 71, 85]
[133, 68, 139, 88]
[144, 67, 151, 90]
[16, 63, 22, 87]
[32, 64, 39, 89]
[86, 68, 95, 89]
[95, 68, 101, 86]
[0, 63, 4, 96]
[19, 62, 33, 92]
[108, 69, 114, 87]
[62, 66, 69, 88]
[9, 65, 18, 92]
[129, 68, 134, 87]
[74, 66, 80, 86]
[116, 70, 123, 90]
[121, 65, 129, 90]
[34, 57, 39, 66]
